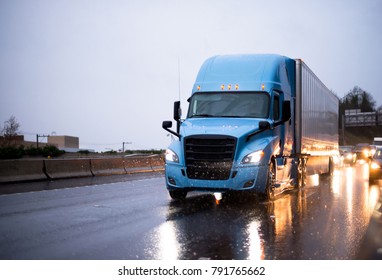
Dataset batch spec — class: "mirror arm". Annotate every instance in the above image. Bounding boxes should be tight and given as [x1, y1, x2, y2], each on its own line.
[246, 121, 272, 142]
[162, 121, 181, 139]
[246, 128, 265, 142]
[164, 128, 181, 139]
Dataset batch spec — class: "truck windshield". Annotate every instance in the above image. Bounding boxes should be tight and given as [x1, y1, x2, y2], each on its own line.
[187, 92, 269, 118]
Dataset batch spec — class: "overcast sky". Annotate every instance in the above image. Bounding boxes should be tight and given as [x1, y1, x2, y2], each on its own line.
[1, 0, 381, 151]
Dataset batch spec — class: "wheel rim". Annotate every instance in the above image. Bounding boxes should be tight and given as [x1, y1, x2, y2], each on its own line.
[297, 158, 306, 188]
[297, 161, 303, 188]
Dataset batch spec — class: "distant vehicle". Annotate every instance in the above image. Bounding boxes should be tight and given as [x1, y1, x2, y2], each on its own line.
[370, 145, 377, 157]
[339, 146, 356, 166]
[162, 54, 339, 201]
[373, 137, 382, 148]
[354, 143, 372, 163]
[369, 148, 382, 183]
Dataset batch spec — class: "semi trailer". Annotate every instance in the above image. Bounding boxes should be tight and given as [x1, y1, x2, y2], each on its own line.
[162, 54, 339, 200]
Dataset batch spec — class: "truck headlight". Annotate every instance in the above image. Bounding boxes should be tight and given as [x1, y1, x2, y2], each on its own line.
[242, 150, 264, 164]
[165, 149, 179, 163]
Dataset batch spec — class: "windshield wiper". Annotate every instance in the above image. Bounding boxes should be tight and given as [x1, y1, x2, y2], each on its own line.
[190, 114, 214, 118]
[190, 114, 246, 118]
[214, 115, 242, 118]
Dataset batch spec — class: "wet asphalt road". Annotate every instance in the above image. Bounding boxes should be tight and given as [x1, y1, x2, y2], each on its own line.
[0, 165, 381, 260]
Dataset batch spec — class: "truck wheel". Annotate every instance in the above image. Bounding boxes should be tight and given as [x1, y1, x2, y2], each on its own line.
[169, 190, 187, 200]
[265, 161, 276, 201]
[297, 158, 306, 188]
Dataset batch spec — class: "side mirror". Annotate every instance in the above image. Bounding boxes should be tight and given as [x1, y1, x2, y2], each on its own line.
[173, 101, 181, 121]
[282, 100, 291, 122]
[259, 121, 271, 130]
[162, 121, 172, 129]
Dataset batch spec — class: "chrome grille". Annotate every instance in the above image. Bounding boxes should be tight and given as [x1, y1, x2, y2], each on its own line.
[184, 135, 236, 180]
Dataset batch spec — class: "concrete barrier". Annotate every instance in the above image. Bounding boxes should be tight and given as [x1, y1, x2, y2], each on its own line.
[149, 155, 165, 171]
[44, 159, 93, 179]
[91, 157, 126, 176]
[0, 159, 47, 183]
[0, 155, 164, 183]
[124, 156, 153, 173]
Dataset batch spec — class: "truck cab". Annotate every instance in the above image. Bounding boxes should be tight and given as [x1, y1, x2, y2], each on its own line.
[162, 54, 297, 200]
[163, 54, 339, 201]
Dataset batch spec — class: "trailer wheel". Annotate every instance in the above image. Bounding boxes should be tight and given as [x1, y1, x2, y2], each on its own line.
[169, 190, 187, 200]
[265, 161, 276, 201]
[329, 157, 335, 176]
[297, 158, 306, 188]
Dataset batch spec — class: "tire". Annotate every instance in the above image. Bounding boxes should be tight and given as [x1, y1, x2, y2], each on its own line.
[265, 161, 276, 201]
[329, 157, 334, 176]
[169, 190, 187, 200]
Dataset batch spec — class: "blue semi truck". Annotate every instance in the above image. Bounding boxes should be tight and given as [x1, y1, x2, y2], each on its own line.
[162, 54, 339, 200]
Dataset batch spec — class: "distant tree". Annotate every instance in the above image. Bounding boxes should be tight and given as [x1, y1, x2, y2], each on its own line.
[1, 116, 21, 148]
[340, 86, 376, 112]
[1, 115, 20, 137]
[339, 86, 377, 130]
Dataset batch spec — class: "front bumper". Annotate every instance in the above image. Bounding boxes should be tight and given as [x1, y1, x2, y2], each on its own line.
[165, 162, 268, 193]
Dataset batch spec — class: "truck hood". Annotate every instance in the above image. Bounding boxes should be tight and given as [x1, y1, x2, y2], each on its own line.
[181, 118, 262, 138]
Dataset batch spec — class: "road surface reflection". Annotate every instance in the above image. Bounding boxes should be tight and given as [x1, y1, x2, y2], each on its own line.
[147, 165, 380, 259]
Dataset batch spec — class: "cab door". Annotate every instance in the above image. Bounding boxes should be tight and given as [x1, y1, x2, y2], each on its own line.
[272, 91, 294, 187]
[272, 92, 285, 183]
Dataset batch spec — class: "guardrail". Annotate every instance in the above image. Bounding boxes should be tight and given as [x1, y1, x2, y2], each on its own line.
[0, 155, 165, 183]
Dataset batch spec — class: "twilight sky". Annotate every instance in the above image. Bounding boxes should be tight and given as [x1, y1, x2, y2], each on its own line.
[1, 0, 381, 151]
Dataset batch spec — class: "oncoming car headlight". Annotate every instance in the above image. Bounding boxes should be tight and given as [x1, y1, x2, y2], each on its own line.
[370, 162, 381, 170]
[242, 150, 264, 164]
[363, 149, 370, 157]
[165, 149, 179, 163]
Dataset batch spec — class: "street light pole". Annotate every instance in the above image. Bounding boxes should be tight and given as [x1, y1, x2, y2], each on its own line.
[122, 141, 132, 153]
[36, 134, 49, 148]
